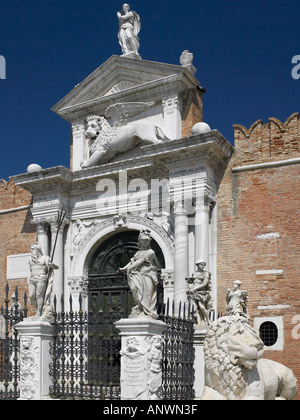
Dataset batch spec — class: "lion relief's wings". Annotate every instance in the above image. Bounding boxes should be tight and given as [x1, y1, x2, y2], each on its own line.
[105, 102, 155, 127]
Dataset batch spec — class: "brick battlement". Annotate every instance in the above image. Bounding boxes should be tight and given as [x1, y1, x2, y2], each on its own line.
[233, 112, 300, 166]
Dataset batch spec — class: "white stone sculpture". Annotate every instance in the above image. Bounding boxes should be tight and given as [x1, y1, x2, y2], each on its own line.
[113, 213, 128, 229]
[186, 260, 213, 326]
[180, 50, 197, 75]
[73, 219, 94, 246]
[202, 315, 298, 400]
[226, 280, 248, 318]
[27, 245, 58, 322]
[180, 50, 194, 67]
[81, 104, 168, 168]
[145, 212, 174, 241]
[119, 229, 159, 319]
[120, 337, 148, 400]
[147, 335, 164, 400]
[117, 4, 141, 59]
[19, 336, 39, 400]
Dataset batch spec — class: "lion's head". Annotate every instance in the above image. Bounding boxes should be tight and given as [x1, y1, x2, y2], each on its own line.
[85, 115, 103, 139]
[204, 315, 264, 400]
[85, 115, 117, 157]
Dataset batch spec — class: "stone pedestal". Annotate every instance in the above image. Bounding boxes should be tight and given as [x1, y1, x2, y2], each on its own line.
[115, 317, 167, 400]
[193, 326, 208, 400]
[15, 320, 54, 400]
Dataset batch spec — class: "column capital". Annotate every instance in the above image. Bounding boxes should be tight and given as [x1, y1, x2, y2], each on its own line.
[71, 120, 85, 134]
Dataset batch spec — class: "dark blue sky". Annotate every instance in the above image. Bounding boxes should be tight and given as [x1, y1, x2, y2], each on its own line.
[0, 0, 299, 180]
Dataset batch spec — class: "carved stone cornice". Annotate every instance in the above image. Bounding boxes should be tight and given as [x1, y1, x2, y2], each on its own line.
[51, 55, 204, 123]
[10, 131, 232, 210]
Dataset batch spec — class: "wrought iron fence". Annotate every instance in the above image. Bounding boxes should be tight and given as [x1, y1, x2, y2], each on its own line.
[49, 292, 122, 400]
[49, 293, 195, 401]
[0, 284, 27, 400]
[159, 300, 195, 400]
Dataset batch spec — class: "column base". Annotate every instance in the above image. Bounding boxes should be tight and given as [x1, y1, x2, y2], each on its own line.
[116, 316, 167, 400]
[15, 320, 54, 401]
[193, 325, 208, 399]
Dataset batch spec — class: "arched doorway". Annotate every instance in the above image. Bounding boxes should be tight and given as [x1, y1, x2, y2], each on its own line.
[88, 230, 165, 314]
[87, 230, 165, 391]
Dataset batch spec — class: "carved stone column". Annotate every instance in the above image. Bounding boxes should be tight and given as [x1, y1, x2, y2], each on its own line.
[68, 276, 89, 313]
[16, 321, 54, 400]
[115, 317, 167, 400]
[36, 221, 50, 257]
[195, 195, 211, 265]
[174, 206, 189, 306]
[50, 220, 67, 311]
[161, 269, 174, 304]
[71, 121, 85, 171]
[162, 94, 182, 140]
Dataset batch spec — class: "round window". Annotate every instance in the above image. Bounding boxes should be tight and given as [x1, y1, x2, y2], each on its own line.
[259, 321, 278, 347]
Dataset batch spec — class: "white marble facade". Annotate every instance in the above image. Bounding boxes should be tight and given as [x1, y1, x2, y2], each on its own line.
[12, 55, 233, 314]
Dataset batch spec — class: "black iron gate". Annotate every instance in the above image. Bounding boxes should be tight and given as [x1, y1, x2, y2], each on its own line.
[49, 281, 127, 400]
[0, 284, 27, 400]
[49, 291, 195, 400]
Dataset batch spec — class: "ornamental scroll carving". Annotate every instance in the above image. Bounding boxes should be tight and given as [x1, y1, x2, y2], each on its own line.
[19, 336, 39, 400]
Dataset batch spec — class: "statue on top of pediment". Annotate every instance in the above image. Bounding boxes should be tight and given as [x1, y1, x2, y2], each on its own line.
[117, 4, 141, 59]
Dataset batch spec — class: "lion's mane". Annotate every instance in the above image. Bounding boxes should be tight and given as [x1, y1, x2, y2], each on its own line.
[89, 116, 117, 155]
[204, 315, 251, 400]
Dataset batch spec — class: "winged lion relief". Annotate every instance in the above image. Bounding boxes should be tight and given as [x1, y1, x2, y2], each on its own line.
[80, 102, 169, 169]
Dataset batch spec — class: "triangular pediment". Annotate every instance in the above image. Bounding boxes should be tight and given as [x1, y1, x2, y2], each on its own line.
[52, 55, 199, 122]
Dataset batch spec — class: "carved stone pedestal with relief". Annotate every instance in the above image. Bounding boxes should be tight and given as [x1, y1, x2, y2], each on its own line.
[115, 317, 167, 400]
[15, 321, 53, 400]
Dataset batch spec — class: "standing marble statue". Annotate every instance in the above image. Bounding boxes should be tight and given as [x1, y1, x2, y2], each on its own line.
[119, 229, 158, 319]
[27, 245, 58, 321]
[226, 280, 248, 318]
[117, 4, 141, 58]
[186, 260, 213, 326]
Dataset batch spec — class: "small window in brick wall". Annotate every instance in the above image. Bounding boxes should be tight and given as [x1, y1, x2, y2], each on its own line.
[259, 321, 278, 347]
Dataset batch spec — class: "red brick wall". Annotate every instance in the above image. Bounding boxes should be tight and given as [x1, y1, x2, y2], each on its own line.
[0, 180, 35, 311]
[182, 87, 203, 137]
[217, 112, 300, 398]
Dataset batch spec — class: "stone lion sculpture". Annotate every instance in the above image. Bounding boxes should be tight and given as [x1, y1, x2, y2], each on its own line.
[80, 103, 168, 168]
[202, 315, 298, 400]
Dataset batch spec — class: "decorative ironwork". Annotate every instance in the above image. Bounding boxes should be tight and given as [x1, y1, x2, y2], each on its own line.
[0, 284, 27, 400]
[50, 293, 195, 401]
[159, 300, 195, 400]
[49, 291, 123, 400]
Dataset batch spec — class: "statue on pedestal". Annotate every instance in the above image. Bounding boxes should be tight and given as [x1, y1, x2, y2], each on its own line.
[226, 280, 248, 318]
[186, 260, 213, 326]
[27, 245, 58, 322]
[117, 4, 141, 58]
[119, 229, 158, 319]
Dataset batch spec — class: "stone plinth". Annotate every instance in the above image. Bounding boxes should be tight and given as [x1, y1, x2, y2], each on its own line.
[15, 320, 54, 400]
[115, 317, 167, 400]
[193, 325, 208, 400]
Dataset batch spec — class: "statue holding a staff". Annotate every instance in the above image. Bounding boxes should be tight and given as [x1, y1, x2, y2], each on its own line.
[27, 245, 58, 321]
[27, 210, 66, 322]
